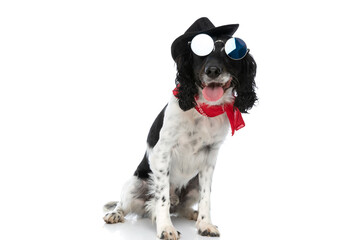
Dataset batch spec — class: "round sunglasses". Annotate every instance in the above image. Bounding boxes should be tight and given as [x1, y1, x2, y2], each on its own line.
[190, 33, 248, 60]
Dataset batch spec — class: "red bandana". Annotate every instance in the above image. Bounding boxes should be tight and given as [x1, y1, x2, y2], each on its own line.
[173, 87, 245, 136]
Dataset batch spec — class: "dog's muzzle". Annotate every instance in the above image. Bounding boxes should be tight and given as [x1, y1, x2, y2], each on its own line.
[200, 73, 232, 102]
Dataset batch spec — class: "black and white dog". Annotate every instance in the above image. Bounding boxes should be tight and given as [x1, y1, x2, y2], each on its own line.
[103, 17, 257, 239]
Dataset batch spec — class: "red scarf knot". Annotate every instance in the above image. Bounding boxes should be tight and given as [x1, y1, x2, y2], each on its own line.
[173, 87, 245, 136]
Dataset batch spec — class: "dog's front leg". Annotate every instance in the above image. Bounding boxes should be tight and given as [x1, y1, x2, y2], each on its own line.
[150, 143, 180, 240]
[196, 150, 220, 237]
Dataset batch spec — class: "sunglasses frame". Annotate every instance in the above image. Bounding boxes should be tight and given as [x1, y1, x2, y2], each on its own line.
[189, 33, 249, 60]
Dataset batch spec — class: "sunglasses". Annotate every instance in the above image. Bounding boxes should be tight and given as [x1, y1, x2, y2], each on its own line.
[190, 33, 248, 60]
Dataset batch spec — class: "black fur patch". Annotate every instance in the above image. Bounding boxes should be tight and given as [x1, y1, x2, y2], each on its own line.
[133, 105, 167, 179]
[147, 104, 167, 148]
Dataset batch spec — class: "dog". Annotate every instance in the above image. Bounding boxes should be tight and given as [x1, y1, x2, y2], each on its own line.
[103, 17, 257, 240]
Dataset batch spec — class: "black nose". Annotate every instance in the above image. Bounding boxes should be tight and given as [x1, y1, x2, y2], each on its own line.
[205, 66, 222, 78]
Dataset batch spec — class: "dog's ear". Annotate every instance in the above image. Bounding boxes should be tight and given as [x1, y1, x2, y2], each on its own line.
[174, 52, 198, 111]
[233, 53, 257, 113]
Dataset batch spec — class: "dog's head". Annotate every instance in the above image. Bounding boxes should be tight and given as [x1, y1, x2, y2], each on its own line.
[174, 34, 257, 113]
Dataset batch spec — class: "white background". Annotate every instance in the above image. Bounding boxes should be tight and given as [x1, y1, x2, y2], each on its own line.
[1, 0, 359, 239]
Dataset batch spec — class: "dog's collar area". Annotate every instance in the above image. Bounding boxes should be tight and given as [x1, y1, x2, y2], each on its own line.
[173, 86, 245, 136]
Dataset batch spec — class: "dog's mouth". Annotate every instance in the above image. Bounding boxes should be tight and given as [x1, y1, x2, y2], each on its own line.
[200, 78, 232, 102]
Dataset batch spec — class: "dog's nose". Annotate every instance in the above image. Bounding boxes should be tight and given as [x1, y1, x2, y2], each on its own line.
[205, 66, 222, 79]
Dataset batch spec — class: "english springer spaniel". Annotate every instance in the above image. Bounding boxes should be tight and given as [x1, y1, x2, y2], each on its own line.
[103, 17, 257, 240]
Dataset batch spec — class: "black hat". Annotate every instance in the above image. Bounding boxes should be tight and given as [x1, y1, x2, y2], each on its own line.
[171, 17, 239, 60]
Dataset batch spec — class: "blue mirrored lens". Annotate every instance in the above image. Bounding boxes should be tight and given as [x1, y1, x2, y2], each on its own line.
[224, 37, 247, 60]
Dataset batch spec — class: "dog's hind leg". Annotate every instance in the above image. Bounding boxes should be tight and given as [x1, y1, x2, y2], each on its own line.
[103, 176, 148, 224]
[103, 201, 125, 223]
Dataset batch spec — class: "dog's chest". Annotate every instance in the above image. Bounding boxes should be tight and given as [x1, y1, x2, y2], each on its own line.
[168, 110, 228, 187]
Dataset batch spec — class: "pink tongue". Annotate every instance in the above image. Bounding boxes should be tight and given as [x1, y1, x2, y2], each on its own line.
[202, 86, 224, 102]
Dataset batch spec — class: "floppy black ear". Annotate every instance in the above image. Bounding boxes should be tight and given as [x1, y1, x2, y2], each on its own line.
[233, 53, 257, 113]
[174, 52, 198, 111]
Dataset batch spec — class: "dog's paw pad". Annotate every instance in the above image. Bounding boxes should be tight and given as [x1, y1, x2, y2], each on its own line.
[197, 222, 220, 237]
[158, 226, 180, 240]
[103, 211, 124, 224]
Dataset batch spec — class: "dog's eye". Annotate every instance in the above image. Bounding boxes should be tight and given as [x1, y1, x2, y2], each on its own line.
[190, 34, 214, 57]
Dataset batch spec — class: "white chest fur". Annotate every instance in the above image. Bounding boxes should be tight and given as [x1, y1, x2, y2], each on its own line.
[156, 96, 229, 188]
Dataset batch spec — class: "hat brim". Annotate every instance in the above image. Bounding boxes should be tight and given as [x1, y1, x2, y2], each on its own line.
[171, 24, 239, 61]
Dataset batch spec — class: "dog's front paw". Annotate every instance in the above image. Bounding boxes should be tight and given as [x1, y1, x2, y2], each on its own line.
[158, 225, 181, 240]
[196, 221, 220, 237]
[103, 211, 124, 224]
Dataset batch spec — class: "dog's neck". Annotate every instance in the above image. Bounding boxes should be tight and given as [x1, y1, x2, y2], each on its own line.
[172, 86, 245, 135]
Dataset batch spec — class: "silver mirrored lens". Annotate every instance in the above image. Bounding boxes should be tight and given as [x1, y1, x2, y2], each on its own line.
[190, 34, 214, 57]
[224, 37, 247, 60]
